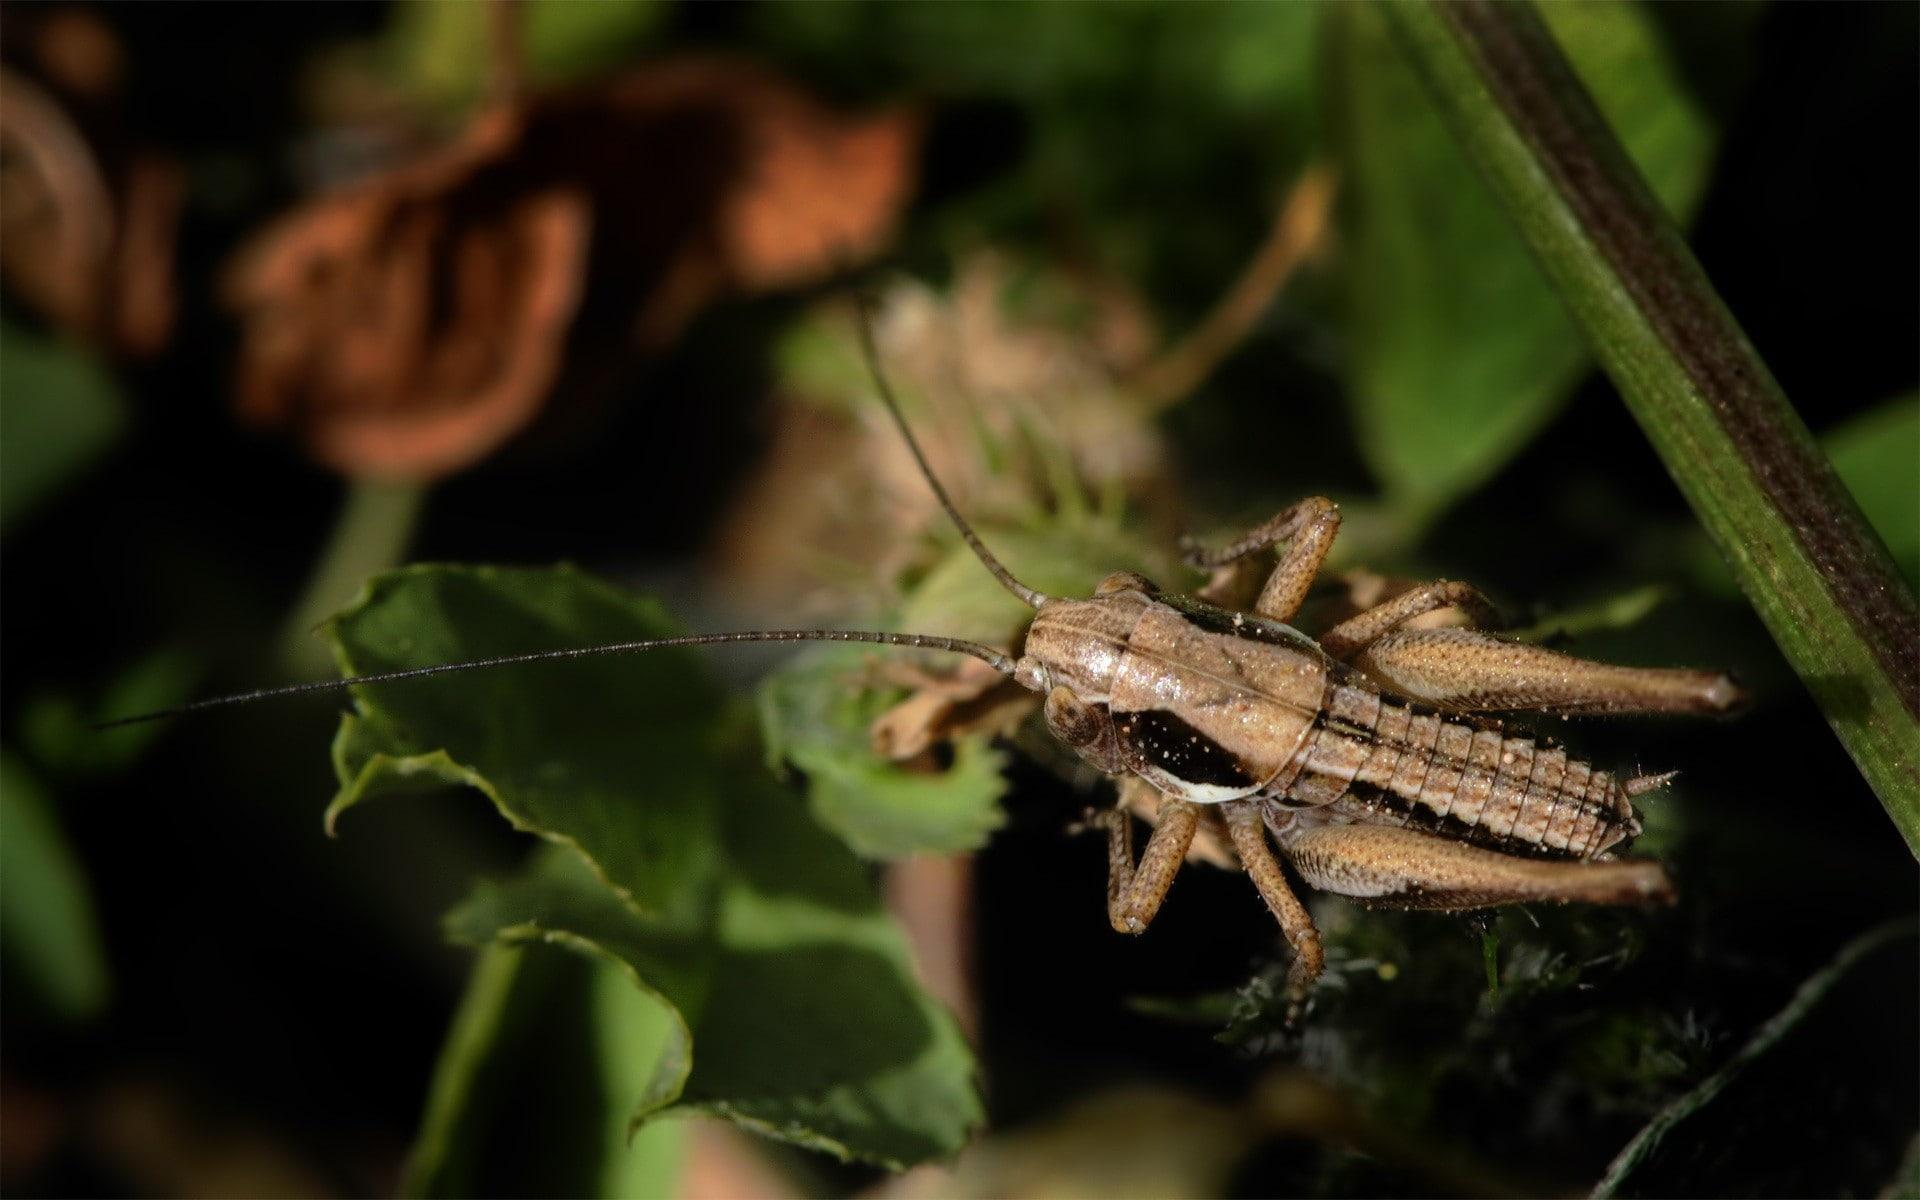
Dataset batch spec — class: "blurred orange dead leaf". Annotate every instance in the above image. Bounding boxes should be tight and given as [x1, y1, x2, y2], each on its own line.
[0, 50, 181, 357]
[227, 58, 919, 481]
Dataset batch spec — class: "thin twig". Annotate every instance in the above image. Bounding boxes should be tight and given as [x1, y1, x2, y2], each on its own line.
[1131, 164, 1338, 414]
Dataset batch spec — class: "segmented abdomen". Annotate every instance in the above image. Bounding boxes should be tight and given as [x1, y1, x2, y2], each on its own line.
[1274, 681, 1635, 860]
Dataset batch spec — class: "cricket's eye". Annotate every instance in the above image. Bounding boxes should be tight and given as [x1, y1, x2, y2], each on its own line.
[1095, 571, 1157, 596]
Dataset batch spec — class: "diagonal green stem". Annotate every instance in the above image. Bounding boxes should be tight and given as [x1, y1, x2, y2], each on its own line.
[1378, 0, 1920, 854]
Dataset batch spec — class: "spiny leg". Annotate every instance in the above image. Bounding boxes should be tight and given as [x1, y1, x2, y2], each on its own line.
[1351, 627, 1745, 716]
[1117, 775, 1240, 870]
[1221, 801, 1324, 1014]
[1094, 800, 1200, 934]
[1318, 579, 1501, 660]
[1183, 497, 1340, 623]
[1282, 823, 1674, 910]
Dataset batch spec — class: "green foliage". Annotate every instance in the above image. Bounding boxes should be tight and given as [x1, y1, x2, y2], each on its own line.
[323, 565, 980, 1173]
[17, 648, 198, 782]
[759, 644, 1009, 858]
[0, 751, 109, 1020]
[1336, 1, 1725, 521]
[404, 942, 689, 1198]
[756, 520, 1160, 858]
[1592, 919, 1919, 1197]
[0, 322, 125, 534]
[755, 0, 1322, 292]
[383, 0, 662, 111]
[1379, 0, 1920, 847]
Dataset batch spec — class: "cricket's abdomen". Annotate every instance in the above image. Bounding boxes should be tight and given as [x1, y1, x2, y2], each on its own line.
[1273, 681, 1640, 860]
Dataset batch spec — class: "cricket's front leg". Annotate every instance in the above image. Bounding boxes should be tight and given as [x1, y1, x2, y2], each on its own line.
[1222, 801, 1323, 1017]
[1093, 800, 1199, 934]
[1183, 497, 1340, 623]
[1351, 627, 1744, 716]
[1281, 822, 1674, 909]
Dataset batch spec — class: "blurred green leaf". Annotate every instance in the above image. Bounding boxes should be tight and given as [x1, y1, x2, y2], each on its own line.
[0, 322, 125, 534]
[0, 750, 109, 1020]
[897, 521, 1161, 645]
[1507, 584, 1673, 644]
[523, 0, 663, 85]
[18, 647, 199, 781]
[1824, 394, 1919, 592]
[755, 1, 1322, 291]
[324, 564, 981, 1169]
[405, 943, 689, 1199]
[384, 0, 660, 111]
[588, 957, 689, 1199]
[1337, 1, 1727, 518]
[447, 829, 981, 1169]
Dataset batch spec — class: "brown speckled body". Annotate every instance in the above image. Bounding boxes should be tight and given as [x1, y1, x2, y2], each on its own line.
[1024, 587, 1642, 864]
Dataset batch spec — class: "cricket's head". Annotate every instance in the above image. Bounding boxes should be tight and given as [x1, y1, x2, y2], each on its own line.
[1010, 572, 1161, 699]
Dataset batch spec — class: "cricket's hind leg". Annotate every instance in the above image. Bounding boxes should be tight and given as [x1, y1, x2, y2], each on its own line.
[1183, 497, 1340, 623]
[1347, 626, 1744, 717]
[1317, 579, 1502, 659]
[1091, 800, 1200, 934]
[1281, 823, 1675, 910]
[1221, 800, 1324, 1018]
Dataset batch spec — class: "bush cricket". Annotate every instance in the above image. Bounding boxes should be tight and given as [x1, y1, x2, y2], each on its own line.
[105, 300, 1743, 1017]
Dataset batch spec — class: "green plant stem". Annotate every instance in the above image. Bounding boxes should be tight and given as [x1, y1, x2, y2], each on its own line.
[281, 477, 427, 678]
[403, 943, 531, 1197]
[1379, 0, 1920, 854]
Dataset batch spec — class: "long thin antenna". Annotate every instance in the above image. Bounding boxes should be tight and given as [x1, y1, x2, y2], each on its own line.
[95, 629, 1020, 729]
[854, 295, 1051, 609]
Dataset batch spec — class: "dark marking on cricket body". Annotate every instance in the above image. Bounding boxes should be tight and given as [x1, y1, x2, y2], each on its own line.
[1116, 707, 1257, 789]
[1159, 592, 1326, 655]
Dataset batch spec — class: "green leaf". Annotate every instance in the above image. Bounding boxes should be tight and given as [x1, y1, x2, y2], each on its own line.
[0, 321, 125, 534]
[896, 522, 1162, 646]
[523, 0, 663, 86]
[1506, 584, 1673, 644]
[758, 645, 1009, 859]
[448, 825, 981, 1169]
[755, 519, 1159, 858]
[17, 647, 199, 782]
[1338, 1, 1723, 517]
[383, 0, 661, 111]
[325, 564, 981, 1168]
[0, 750, 109, 1019]
[404, 943, 689, 1199]
[324, 564, 723, 915]
[588, 958, 690, 1199]
[753, 1, 1322, 290]
[1824, 395, 1919, 593]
